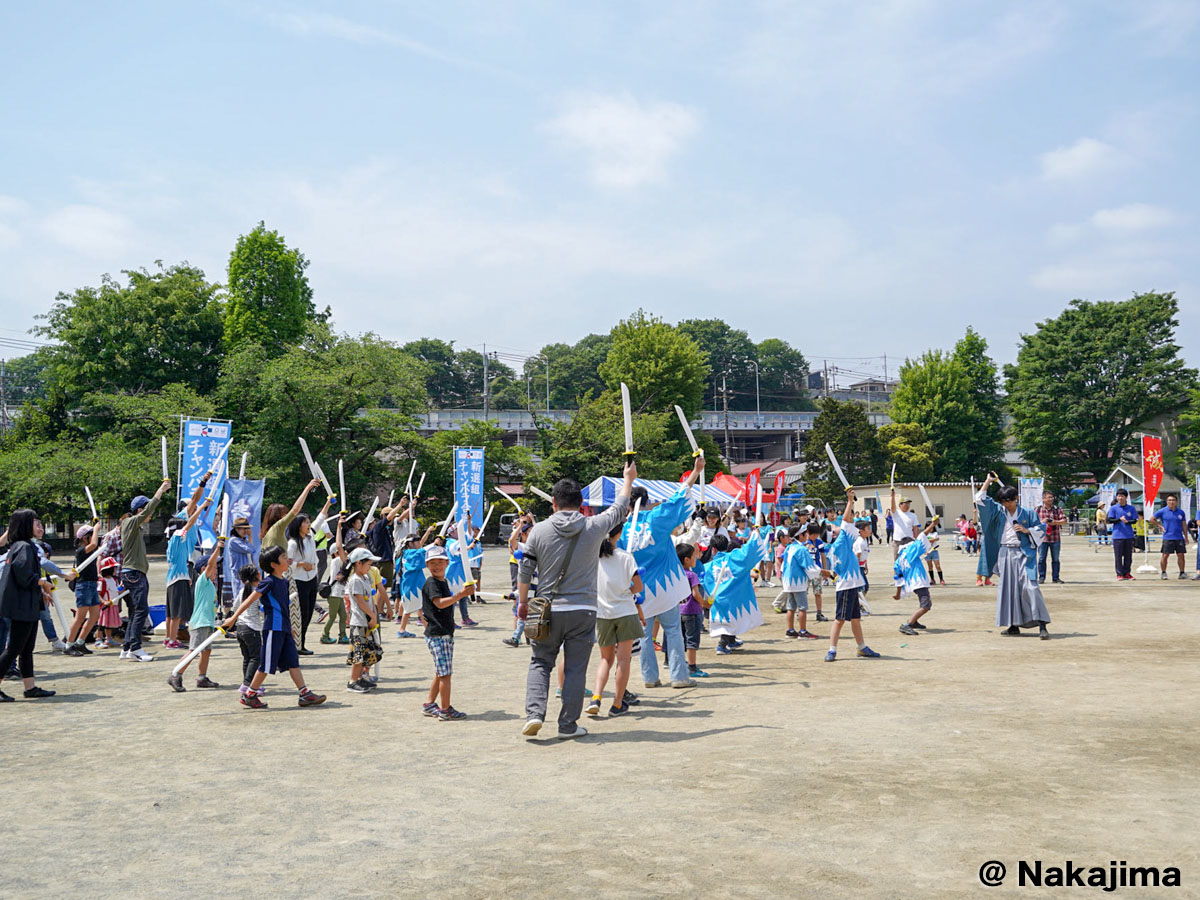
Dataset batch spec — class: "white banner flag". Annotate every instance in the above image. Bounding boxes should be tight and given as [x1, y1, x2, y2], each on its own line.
[1181, 487, 1194, 523]
[1019, 477, 1044, 510]
[1095, 482, 1117, 511]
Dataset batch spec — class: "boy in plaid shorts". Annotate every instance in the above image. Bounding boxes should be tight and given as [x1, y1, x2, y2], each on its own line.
[421, 544, 474, 721]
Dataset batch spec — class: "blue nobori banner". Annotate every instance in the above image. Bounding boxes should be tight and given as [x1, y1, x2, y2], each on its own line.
[453, 447, 485, 527]
[180, 419, 232, 534]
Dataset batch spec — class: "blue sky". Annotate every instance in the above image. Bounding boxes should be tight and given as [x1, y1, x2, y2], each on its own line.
[1, 1, 1197, 376]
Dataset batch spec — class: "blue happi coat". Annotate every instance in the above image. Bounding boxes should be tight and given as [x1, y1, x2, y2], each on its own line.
[977, 494, 1044, 580]
[779, 542, 821, 593]
[400, 547, 427, 613]
[620, 488, 695, 618]
[893, 534, 932, 597]
[445, 538, 467, 593]
[705, 530, 767, 637]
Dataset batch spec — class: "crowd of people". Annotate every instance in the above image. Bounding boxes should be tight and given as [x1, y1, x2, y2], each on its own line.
[1, 457, 1196, 730]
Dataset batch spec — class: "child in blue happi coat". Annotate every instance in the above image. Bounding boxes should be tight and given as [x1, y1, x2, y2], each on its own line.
[824, 489, 880, 662]
[895, 519, 940, 636]
[778, 526, 822, 640]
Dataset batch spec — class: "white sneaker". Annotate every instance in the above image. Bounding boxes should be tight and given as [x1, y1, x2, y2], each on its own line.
[119, 650, 131, 660]
[556, 725, 588, 740]
[521, 718, 543, 737]
[130, 649, 155, 662]
[52, 639, 68, 653]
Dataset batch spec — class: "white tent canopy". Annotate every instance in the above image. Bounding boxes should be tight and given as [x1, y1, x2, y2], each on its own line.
[581, 477, 737, 508]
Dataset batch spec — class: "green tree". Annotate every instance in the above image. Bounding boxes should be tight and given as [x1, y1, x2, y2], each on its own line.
[676, 318, 757, 410]
[801, 399, 885, 501]
[1174, 387, 1200, 479]
[756, 338, 815, 411]
[1004, 292, 1198, 485]
[600, 310, 709, 416]
[950, 327, 1005, 468]
[216, 324, 428, 507]
[0, 430, 164, 526]
[523, 334, 612, 409]
[224, 222, 321, 354]
[877, 422, 938, 481]
[36, 263, 224, 399]
[891, 344, 1003, 479]
[2, 348, 53, 406]
[417, 420, 535, 523]
[538, 390, 696, 489]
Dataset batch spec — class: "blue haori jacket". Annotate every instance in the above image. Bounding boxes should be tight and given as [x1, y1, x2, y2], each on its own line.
[705, 530, 767, 637]
[619, 487, 695, 618]
[976, 493, 1044, 581]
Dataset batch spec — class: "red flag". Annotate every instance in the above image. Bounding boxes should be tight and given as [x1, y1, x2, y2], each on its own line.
[773, 470, 786, 500]
[745, 467, 761, 506]
[1142, 435, 1164, 510]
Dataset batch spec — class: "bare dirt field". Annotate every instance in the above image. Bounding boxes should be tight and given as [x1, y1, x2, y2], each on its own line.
[3, 536, 1198, 898]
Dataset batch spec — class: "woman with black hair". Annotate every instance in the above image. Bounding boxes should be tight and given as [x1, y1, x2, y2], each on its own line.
[0, 508, 57, 700]
[287, 513, 320, 654]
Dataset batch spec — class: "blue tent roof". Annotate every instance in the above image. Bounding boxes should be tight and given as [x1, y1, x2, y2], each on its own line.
[581, 477, 738, 508]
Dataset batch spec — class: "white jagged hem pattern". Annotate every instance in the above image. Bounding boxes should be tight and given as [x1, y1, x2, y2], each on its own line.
[709, 603, 764, 637]
[640, 569, 690, 619]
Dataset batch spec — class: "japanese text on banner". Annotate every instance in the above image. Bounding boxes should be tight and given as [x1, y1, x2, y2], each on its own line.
[453, 447, 485, 526]
[181, 419, 232, 534]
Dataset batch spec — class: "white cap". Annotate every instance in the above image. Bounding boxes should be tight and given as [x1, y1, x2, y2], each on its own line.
[348, 547, 380, 565]
[424, 544, 448, 562]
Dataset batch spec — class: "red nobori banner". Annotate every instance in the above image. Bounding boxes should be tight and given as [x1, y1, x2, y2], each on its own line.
[1142, 435, 1164, 509]
[745, 467, 762, 506]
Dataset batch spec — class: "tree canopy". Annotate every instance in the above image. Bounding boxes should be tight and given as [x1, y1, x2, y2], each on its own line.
[36, 263, 224, 398]
[600, 310, 709, 417]
[224, 222, 320, 354]
[890, 331, 1006, 480]
[1004, 293, 1197, 485]
[801, 399, 886, 501]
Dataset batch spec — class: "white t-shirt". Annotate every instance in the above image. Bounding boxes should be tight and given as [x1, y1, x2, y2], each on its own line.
[891, 508, 919, 543]
[596, 548, 639, 620]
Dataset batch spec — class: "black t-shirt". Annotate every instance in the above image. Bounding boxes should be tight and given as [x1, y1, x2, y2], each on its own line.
[75, 544, 98, 582]
[422, 576, 456, 637]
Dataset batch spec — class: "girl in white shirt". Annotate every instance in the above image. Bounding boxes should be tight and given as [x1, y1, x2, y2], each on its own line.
[588, 524, 645, 718]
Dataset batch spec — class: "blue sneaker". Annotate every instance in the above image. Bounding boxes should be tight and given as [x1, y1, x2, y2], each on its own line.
[716, 644, 732, 655]
[689, 668, 709, 678]
[730, 639, 744, 649]
[824, 649, 836, 662]
[857, 646, 880, 658]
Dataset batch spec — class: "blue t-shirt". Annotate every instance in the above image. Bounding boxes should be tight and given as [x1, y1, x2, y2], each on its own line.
[255, 574, 291, 632]
[189, 574, 217, 629]
[1154, 506, 1187, 541]
[1107, 503, 1139, 540]
[166, 528, 199, 586]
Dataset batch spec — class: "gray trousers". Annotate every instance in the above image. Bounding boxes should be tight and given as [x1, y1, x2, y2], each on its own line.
[525, 608, 596, 733]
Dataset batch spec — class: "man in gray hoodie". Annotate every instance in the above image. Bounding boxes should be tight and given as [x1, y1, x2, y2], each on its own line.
[518, 459, 636, 739]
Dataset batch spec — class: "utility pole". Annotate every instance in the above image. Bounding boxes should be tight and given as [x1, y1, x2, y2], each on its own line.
[482, 343, 489, 420]
[545, 356, 550, 413]
[752, 360, 761, 427]
[823, 361, 830, 400]
[722, 373, 732, 462]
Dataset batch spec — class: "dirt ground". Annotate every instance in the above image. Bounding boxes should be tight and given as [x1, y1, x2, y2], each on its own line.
[3, 537, 1198, 899]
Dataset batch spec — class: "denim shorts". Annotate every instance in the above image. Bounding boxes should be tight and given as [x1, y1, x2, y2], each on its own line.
[74, 580, 100, 607]
[680, 613, 703, 650]
[781, 591, 808, 612]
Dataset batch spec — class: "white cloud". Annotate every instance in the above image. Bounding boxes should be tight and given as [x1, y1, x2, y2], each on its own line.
[1090, 203, 1183, 232]
[1038, 137, 1125, 182]
[544, 93, 700, 189]
[262, 10, 521, 82]
[40, 204, 136, 259]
